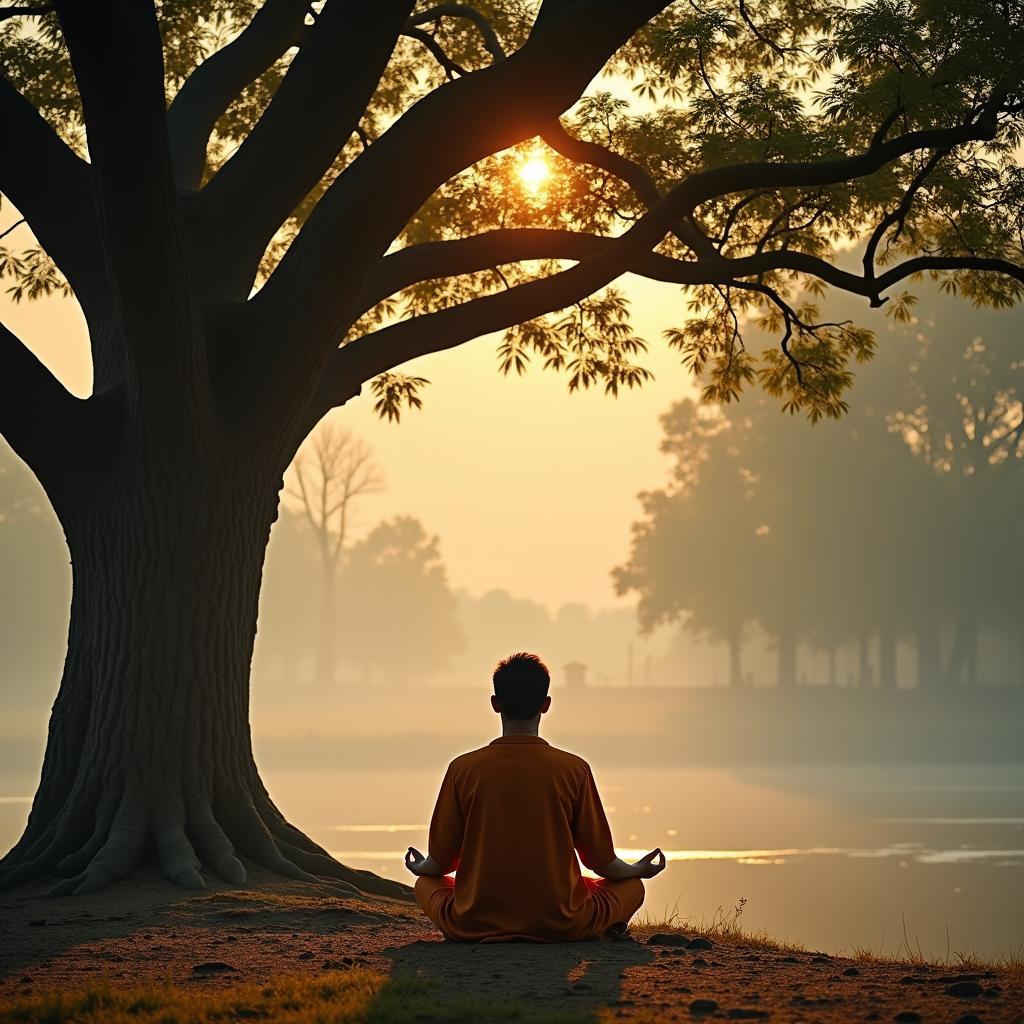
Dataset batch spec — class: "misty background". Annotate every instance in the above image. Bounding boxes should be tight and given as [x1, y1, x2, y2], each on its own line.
[1, 278, 1022, 957]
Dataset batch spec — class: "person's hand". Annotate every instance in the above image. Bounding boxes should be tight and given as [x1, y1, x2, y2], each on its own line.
[632, 848, 666, 879]
[404, 847, 429, 876]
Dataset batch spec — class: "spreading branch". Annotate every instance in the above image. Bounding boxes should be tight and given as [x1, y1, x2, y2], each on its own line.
[197, 0, 415, 291]
[251, 0, 673, 379]
[167, 0, 310, 190]
[0, 319, 86, 476]
[320, 103, 1018, 410]
[0, 74, 105, 314]
[55, 0, 203, 383]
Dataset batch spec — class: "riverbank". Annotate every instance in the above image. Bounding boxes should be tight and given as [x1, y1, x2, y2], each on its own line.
[1, 871, 1020, 1023]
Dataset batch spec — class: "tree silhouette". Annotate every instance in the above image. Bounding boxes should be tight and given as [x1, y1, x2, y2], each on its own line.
[617, 283, 1024, 692]
[2, 0, 1024, 894]
[287, 425, 383, 687]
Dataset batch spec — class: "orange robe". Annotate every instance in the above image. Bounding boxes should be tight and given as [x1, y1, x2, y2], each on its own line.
[414, 735, 644, 942]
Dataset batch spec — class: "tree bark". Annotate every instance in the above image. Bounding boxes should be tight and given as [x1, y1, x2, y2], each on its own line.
[0, 458, 406, 899]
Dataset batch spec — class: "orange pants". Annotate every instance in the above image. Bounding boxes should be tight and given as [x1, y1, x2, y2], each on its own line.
[415, 874, 645, 942]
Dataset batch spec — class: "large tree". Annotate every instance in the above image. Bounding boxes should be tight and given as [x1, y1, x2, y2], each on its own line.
[2, 0, 1024, 896]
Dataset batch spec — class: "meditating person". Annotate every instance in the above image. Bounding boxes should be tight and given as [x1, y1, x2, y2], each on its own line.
[404, 651, 666, 942]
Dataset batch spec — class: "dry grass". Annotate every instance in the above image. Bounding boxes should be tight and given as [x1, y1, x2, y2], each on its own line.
[633, 899, 1023, 975]
[0, 970, 605, 1024]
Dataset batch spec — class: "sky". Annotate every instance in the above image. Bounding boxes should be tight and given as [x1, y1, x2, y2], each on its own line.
[0, 219, 702, 608]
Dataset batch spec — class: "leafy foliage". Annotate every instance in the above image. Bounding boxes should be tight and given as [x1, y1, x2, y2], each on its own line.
[3, 0, 1024, 417]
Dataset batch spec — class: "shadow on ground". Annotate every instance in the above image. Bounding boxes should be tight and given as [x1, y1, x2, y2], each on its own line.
[380, 936, 653, 1018]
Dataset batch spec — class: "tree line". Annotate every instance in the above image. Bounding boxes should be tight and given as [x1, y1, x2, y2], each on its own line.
[616, 283, 1024, 691]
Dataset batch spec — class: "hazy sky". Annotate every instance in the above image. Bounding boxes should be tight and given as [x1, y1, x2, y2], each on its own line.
[0, 224, 703, 607]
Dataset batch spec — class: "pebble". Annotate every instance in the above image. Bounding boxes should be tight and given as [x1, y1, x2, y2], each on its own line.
[689, 937, 714, 950]
[946, 981, 983, 998]
[647, 933, 691, 947]
[296, 951, 315, 960]
[693, 958, 709, 967]
[689, 998, 718, 1014]
[191, 962, 238, 974]
[894, 1013, 921, 1023]
[955, 1016, 985, 1024]
[321, 959, 353, 971]
[843, 967, 861, 976]
[727, 1009, 768, 1019]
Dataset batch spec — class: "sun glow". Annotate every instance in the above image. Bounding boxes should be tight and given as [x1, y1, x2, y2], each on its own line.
[518, 150, 550, 194]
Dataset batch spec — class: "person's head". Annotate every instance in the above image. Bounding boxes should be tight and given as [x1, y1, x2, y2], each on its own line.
[491, 652, 551, 722]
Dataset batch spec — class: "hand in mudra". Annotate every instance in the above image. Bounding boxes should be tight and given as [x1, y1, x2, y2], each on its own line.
[404, 847, 429, 875]
[633, 848, 667, 878]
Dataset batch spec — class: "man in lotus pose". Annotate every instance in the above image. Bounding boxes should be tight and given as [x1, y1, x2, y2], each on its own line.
[405, 652, 666, 941]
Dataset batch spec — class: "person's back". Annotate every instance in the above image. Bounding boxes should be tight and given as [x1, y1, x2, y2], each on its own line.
[405, 652, 665, 942]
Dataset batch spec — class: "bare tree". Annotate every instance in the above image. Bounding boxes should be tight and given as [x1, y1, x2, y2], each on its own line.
[287, 425, 384, 686]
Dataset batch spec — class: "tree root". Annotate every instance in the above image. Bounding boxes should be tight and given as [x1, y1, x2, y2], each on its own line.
[0, 775, 414, 902]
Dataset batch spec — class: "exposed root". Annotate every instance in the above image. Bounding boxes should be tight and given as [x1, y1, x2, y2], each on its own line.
[2, 774, 414, 902]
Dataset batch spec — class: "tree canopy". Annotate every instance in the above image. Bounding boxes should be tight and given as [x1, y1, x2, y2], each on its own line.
[3, 0, 1024, 443]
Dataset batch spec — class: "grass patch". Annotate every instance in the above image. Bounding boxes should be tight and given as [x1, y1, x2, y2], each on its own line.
[0, 971, 618, 1024]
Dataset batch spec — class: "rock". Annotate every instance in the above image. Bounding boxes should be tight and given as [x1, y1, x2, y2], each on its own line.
[864, 1014, 880, 1021]
[781, 955, 799, 963]
[18, 976, 31, 984]
[689, 937, 714, 950]
[812, 954, 831, 963]
[296, 951, 315, 960]
[946, 981, 984, 998]
[899, 976, 922, 985]
[894, 1012, 921, 1023]
[191, 962, 238, 974]
[647, 933, 691, 947]
[28, 919, 45, 927]
[693, 958, 709, 967]
[106, 914, 126, 922]
[571, 981, 591, 992]
[954, 1016, 984, 1024]
[982, 987, 1001, 999]
[689, 998, 718, 1014]
[843, 967, 861, 976]
[727, 1009, 768, 1019]
[322, 958, 354, 971]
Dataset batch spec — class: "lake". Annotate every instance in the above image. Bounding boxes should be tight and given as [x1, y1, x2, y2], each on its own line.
[2, 759, 1021, 958]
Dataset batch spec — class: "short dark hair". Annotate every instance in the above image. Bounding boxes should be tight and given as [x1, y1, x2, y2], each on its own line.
[492, 652, 550, 719]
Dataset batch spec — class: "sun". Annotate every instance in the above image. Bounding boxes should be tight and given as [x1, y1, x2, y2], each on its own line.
[518, 151, 550, 194]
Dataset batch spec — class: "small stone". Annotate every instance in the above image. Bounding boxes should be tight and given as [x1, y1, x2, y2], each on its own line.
[894, 1013, 921, 1023]
[864, 1014, 880, 1021]
[18, 976, 31, 984]
[843, 967, 861, 976]
[321, 959, 353, 971]
[297, 951, 315, 960]
[693, 958, 709, 967]
[982, 987, 1001, 999]
[689, 937, 714, 950]
[812, 954, 830, 963]
[572, 981, 591, 992]
[106, 914, 126, 922]
[946, 981, 983, 998]
[647, 933, 691, 947]
[689, 998, 718, 1014]
[28, 920, 45, 927]
[955, 1015, 985, 1024]
[899, 976, 921, 985]
[781, 955, 799, 963]
[727, 1010, 768, 1019]
[191, 962, 238, 974]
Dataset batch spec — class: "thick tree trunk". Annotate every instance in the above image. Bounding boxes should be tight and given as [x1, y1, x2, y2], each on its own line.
[726, 624, 743, 688]
[776, 629, 797, 689]
[878, 624, 896, 689]
[0, 462, 407, 899]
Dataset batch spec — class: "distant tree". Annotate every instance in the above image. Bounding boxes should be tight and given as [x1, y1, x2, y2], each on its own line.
[338, 517, 463, 684]
[618, 284, 1024, 692]
[3, 0, 1024, 895]
[287, 425, 383, 686]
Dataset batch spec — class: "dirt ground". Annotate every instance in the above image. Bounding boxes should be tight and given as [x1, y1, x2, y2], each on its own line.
[0, 869, 1021, 1023]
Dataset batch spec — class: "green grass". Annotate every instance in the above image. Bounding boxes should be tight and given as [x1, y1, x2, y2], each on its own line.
[0, 972, 617, 1024]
